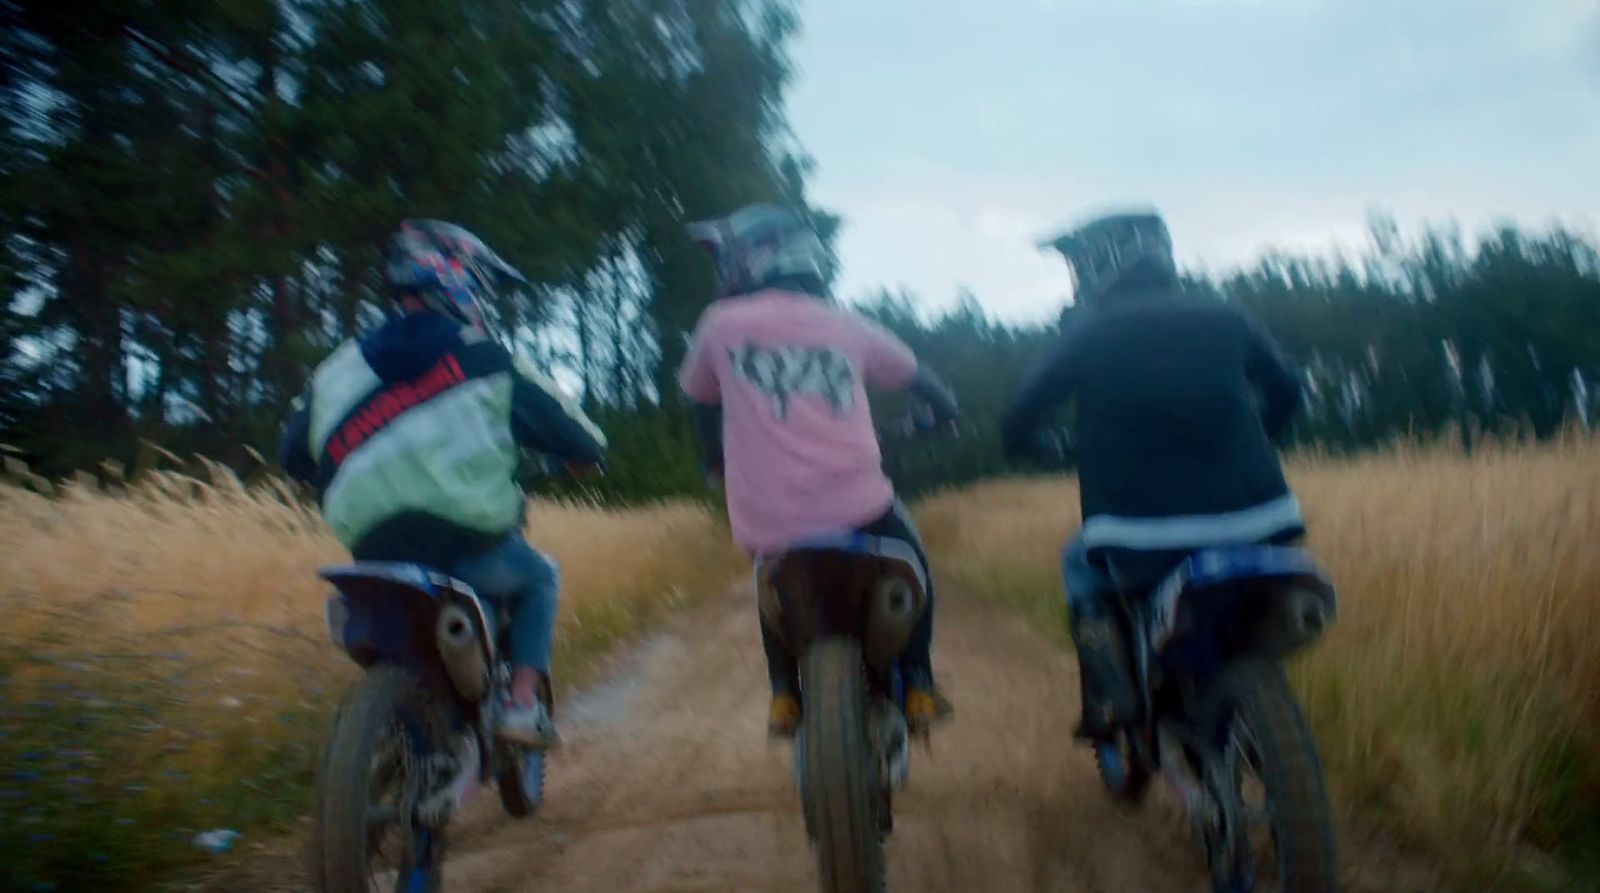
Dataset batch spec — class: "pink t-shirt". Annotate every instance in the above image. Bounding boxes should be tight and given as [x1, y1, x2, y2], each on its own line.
[678, 290, 918, 555]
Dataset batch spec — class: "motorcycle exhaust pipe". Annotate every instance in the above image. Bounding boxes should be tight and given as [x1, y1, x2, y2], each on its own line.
[1258, 584, 1336, 657]
[437, 603, 489, 701]
[865, 576, 923, 670]
[1286, 586, 1331, 641]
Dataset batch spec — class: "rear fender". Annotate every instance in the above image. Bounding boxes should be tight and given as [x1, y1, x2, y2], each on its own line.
[1148, 546, 1338, 672]
[321, 563, 497, 679]
[755, 532, 927, 671]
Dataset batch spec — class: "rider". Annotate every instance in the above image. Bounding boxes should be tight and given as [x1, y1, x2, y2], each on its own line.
[676, 203, 959, 737]
[1001, 208, 1304, 745]
[280, 219, 607, 747]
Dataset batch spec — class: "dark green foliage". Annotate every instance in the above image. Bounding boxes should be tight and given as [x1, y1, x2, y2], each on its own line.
[870, 221, 1600, 497]
[1, 0, 824, 484]
[3, 4, 1598, 504]
[860, 289, 1062, 496]
[534, 405, 718, 505]
[0, 615, 330, 893]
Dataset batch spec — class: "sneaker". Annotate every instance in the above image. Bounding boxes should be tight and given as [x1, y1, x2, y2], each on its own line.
[903, 686, 952, 734]
[768, 692, 802, 738]
[497, 698, 557, 749]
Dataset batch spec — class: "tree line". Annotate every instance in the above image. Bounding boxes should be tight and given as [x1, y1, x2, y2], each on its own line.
[1, 0, 831, 478]
[871, 218, 1600, 498]
[4, 3, 1597, 503]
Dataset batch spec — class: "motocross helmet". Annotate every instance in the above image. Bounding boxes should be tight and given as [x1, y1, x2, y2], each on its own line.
[687, 203, 828, 298]
[1039, 208, 1176, 307]
[385, 219, 527, 330]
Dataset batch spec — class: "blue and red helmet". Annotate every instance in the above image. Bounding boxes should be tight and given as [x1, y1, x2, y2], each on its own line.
[385, 220, 526, 329]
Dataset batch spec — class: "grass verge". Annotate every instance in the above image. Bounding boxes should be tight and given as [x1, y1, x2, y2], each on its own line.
[916, 440, 1600, 891]
[0, 466, 737, 892]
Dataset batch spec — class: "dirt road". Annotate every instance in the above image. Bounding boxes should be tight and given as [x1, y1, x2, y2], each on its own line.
[216, 584, 1436, 892]
[439, 586, 1433, 893]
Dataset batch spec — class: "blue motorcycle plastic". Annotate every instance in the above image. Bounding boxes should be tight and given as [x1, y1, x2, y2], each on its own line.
[757, 531, 926, 893]
[311, 562, 546, 893]
[1090, 544, 1340, 893]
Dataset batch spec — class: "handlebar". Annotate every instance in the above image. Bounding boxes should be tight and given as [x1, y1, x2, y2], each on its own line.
[888, 401, 960, 441]
[1012, 427, 1073, 465]
[516, 452, 604, 486]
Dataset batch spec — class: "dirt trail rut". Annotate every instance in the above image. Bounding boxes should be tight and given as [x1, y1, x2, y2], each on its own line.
[215, 585, 1437, 892]
[437, 587, 1432, 893]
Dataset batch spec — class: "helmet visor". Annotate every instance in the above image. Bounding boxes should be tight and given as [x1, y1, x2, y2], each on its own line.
[1066, 238, 1124, 293]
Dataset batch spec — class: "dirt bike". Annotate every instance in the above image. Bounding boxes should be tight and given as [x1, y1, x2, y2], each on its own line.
[756, 531, 927, 893]
[311, 562, 549, 893]
[1092, 544, 1340, 893]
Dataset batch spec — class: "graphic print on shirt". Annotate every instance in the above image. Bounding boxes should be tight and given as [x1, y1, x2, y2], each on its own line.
[728, 341, 857, 420]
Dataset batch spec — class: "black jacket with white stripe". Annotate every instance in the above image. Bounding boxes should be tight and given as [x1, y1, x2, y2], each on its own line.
[1002, 287, 1304, 554]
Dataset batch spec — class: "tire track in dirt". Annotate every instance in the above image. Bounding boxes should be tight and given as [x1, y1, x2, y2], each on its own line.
[209, 583, 1439, 892]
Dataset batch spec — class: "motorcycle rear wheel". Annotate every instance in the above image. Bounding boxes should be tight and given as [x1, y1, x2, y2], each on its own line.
[1200, 659, 1337, 893]
[315, 667, 447, 893]
[800, 637, 886, 893]
[496, 745, 545, 818]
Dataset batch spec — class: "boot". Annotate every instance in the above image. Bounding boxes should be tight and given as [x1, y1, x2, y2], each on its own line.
[768, 691, 802, 738]
[903, 685, 953, 734]
[1069, 608, 1137, 741]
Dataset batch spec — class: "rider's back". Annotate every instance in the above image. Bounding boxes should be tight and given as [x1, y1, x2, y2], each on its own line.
[1006, 289, 1303, 554]
[284, 312, 605, 567]
[679, 289, 917, 555]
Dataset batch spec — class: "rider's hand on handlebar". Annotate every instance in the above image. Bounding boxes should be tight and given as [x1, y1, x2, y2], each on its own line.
[563, 461, 604, 480]
[1022, 428, 1071, 464]
[899, 403, 959, 439]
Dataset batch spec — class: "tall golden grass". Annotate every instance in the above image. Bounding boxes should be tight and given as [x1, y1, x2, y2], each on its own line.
[917, 439, 1600, 889]
[0, 465, 738, 890]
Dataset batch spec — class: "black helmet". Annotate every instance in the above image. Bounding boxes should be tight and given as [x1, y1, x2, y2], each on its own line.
[1039, 208, 1176, 306]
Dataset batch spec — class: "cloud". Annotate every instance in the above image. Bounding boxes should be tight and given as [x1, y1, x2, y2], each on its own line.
[810, 160, 1085, 319]
[823, 158, 1600, 321]
[792, 0, 1600, 320]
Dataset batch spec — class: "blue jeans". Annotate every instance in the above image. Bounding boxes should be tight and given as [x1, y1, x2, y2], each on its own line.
[444, 533, 559, 673]
[1061, 532, 1115, 617]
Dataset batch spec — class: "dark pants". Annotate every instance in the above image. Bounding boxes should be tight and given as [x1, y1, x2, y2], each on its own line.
[1061, 533, 1139, 738]
[1061, 531, 1302, 739]
[760, 501, 936, 695]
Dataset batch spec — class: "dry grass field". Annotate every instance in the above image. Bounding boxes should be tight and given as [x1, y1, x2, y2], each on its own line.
[4, 441, 1597, 889]
[0, 465, 738, 890]
[916, 439, 1600, 888]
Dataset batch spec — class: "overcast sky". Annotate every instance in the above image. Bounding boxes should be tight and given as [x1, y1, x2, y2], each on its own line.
[788, 0, 1600, 321]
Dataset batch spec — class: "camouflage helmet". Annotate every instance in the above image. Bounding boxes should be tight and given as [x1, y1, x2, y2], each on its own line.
[687, 204, 828, 298]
